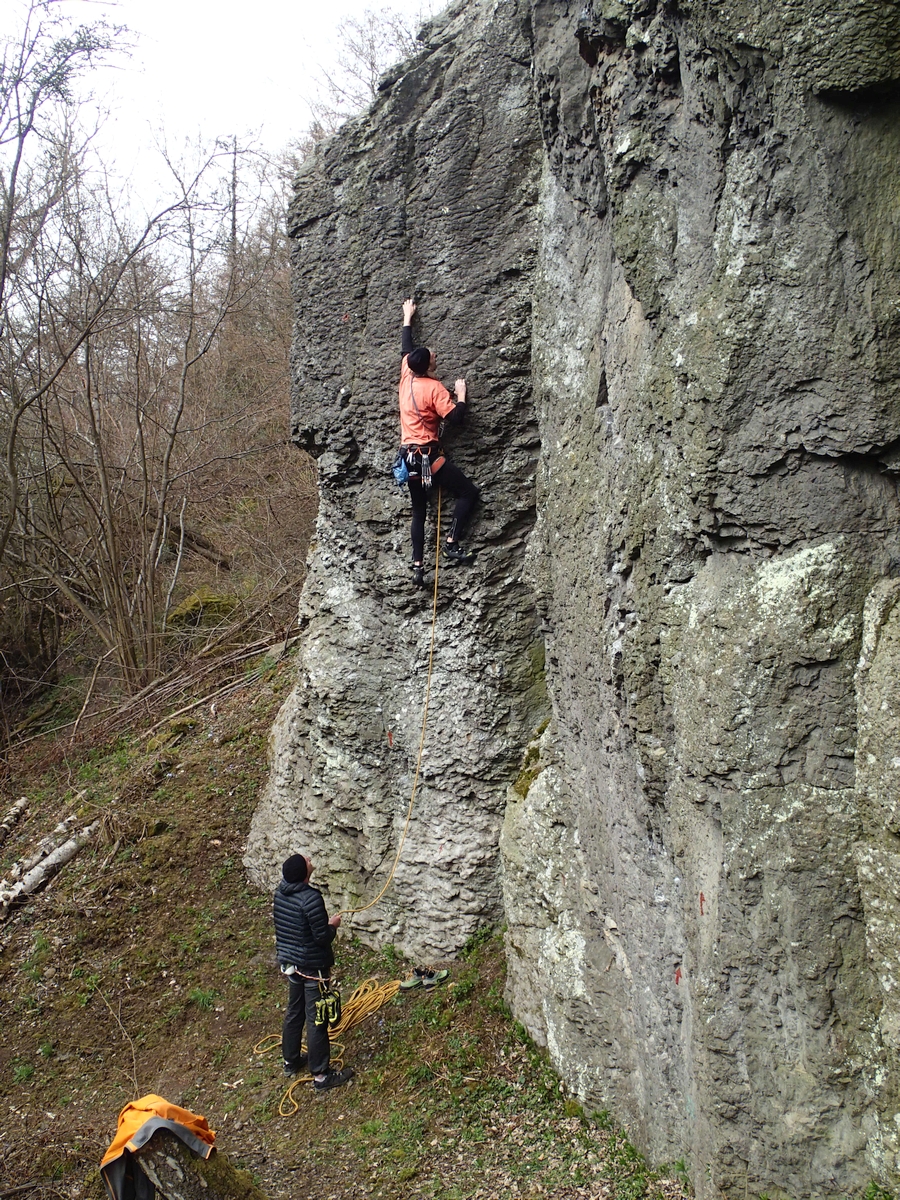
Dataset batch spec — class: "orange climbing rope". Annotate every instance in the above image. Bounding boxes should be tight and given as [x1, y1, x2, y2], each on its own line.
[335, 486, 443, 919]
[255, 491, 446, 1113]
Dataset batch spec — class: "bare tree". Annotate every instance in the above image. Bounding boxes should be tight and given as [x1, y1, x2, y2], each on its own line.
[3, 143, 293, 689]
[0, 1, 132, 699]
[308, 4, 433, 135]
[0, 6, 315, 708]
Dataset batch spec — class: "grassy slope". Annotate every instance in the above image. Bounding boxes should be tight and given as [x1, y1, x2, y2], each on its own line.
[0, 653, 689, 1200]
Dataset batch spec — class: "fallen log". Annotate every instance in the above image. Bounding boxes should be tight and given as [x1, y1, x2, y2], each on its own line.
[0, 796, 28, 847]
[11, 813, 80, 878]
[0, 820, 99, 918]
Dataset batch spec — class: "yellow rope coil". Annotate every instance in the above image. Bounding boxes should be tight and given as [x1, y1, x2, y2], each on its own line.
[256, 977, 403, 1115]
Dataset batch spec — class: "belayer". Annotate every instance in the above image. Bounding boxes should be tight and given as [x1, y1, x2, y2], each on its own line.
[399, 298, 479, 587]
[274, 853, 354, 1092]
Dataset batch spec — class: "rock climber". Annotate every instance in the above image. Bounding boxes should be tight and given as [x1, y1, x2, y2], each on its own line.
[273, 853, 354, 1092]
[399, 298, 480, 586]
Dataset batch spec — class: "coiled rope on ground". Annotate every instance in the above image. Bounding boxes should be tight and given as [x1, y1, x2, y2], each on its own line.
[255, 977, 403, 1115]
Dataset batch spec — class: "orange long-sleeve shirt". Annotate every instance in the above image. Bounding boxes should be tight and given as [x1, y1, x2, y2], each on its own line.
[398, 354, 458, 446]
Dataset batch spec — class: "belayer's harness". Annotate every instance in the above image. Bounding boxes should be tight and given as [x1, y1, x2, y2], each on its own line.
[280, 965, 343, 1029]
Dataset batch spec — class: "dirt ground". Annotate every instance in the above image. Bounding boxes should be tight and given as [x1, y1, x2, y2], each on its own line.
[0, 654, 689, 1200]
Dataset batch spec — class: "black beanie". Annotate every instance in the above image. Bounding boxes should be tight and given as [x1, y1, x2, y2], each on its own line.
[407, 346, 431, 375]
[282, 854, 308, 883]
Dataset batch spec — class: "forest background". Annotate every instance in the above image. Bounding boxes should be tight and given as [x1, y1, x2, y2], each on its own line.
[0, 0, 433, 752]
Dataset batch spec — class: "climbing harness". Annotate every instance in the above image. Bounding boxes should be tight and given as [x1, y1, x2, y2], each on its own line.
[256, 492, 446, 1115]
[396, 442, 446, 489]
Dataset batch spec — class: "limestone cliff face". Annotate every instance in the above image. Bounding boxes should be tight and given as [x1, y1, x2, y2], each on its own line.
[245, 0, 545, 960]
[246, 0, 900, 1194]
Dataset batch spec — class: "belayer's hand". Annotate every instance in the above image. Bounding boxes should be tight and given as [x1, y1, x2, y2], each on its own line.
[329, 914, 342, 928]
[454, 378, 467, 402]
[402, 298, 416, 325]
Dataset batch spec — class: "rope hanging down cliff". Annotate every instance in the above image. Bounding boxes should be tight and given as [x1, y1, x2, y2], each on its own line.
[256, 494, 445, 1111]
[336, 486, 443, 920]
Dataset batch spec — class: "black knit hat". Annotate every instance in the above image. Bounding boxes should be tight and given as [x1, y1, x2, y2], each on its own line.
[407, 346, 431, 375]
[282, 854, 308, 883]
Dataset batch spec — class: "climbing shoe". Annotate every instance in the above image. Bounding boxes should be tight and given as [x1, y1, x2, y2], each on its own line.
[400, 969, 425, 990]
[314, 1066, 355, 1092]
[401, 966, 449, 990]
[444, 542, 475, 565]
[421, 969, 450, 989]
[412, 566, 425, 588]
[283, 1055, 308, 1076]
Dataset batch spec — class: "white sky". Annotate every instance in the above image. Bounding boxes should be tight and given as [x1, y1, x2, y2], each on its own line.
[4, 0, 433, 205]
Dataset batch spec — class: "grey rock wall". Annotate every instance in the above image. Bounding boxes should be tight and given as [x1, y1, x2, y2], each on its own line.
[247, 0, 900, 1193]
[245, 0, 545, 960]
[507, 0, 900, 1195]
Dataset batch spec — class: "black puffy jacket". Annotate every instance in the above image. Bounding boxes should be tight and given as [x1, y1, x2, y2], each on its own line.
[272, 880, 336, 973]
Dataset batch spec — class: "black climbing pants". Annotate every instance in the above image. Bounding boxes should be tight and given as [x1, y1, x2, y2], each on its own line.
[408, 460, 480, 563]
[282, 975, 331, 1076]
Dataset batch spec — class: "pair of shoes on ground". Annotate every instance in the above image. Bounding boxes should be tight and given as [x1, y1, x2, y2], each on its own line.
[314, 1066, 354, 1092]
[283, 1054, 308, 1076]
[400, 966, 450, 991]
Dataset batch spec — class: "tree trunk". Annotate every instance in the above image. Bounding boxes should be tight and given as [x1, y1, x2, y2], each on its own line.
[133, 1130, 270, 1200]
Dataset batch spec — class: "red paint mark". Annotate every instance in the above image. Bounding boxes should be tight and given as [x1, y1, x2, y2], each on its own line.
[387, 730, 393, 747]
[675, 967, 682, 985]
[699, 892, 706, 916]
[342, 313, 350, 322]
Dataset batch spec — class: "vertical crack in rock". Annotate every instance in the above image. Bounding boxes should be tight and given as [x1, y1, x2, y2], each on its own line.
[247, 0, 900, 1193]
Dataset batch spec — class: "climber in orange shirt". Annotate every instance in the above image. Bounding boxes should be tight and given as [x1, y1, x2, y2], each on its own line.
[398, 298, 479, 587]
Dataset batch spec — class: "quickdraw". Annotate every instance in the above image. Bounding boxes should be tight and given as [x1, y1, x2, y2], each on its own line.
[314, 983, 342, 1029]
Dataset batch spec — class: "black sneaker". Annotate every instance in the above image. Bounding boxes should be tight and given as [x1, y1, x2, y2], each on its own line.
[444, 542, 475, 564]
[283, 1055, 308, 1076]
[314, 1066, 355, 1092]
[412, 566, 425, 588]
